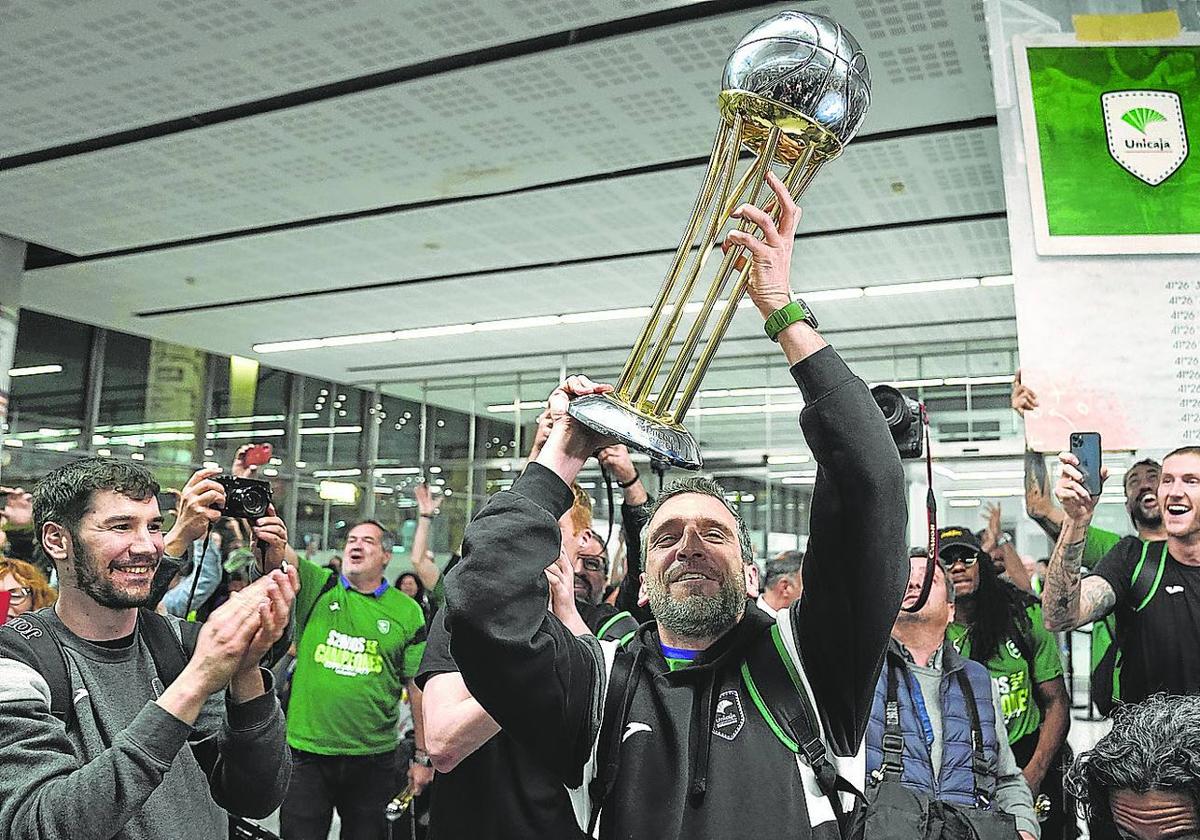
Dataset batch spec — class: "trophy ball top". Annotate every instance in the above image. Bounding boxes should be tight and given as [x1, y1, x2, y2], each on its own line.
[721, 10, 872, 147]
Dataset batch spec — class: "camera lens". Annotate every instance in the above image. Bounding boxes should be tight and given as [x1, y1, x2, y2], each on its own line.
[240, 486, 270, 518]
[870, 384, 912, 430]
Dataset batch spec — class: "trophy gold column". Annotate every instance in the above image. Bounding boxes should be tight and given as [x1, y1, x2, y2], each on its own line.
[568, 11, 872, 470]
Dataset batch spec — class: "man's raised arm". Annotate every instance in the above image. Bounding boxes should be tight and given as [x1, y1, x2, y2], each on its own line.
[727, 171, 908, 753]
[445, 376, 613, 785]
[1042, 452, 1117, 631]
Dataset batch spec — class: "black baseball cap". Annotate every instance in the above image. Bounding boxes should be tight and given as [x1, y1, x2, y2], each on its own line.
[937, 526, 983, 561]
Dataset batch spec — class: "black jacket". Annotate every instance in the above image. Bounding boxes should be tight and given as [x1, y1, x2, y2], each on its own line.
[447, 346, 908, 839]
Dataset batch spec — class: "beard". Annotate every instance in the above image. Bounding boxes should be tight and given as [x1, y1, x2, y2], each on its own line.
[70, 536, 156, 609]
[574, 573, 601, 605]
[644, 566, 745, 641]
[1130, 502, 1163, 531]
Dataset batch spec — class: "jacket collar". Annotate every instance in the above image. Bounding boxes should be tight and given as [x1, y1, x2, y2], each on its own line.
[888, 634, 969, 674]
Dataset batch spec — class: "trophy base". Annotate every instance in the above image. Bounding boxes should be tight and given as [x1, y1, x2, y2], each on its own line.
[567, 393, 702, 471]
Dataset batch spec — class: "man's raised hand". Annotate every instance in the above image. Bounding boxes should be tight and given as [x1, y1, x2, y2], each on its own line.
[725, 171, 800, 320]
[1055, 451, 1108, 525]
[164, 468, 226, 554]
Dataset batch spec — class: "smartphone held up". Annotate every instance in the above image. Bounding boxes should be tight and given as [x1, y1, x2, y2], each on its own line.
[1070, 431, 1103, 497]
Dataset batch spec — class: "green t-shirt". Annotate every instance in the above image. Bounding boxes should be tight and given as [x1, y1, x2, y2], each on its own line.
[287, 558, 427, 755]
[1083, 525, 1122, 571]
[947, 603, 1063, 744]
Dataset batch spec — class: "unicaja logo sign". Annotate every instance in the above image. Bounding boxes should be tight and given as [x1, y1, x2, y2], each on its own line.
[1102, 90, 1189, 185]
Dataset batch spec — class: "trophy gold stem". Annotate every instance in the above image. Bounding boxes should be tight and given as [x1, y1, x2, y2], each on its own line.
[626, 113, 747, 410]
[673, 149, 818, 419]
[615, 122, 733, 399]
[653, 126, 784, 417]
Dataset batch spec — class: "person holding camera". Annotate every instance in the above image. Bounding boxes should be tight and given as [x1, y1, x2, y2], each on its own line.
[1042, 446, 1200, 705]
[0, 457, 297, 840]
[280, 519, 432, 840]
[865, 549, 1038, 840]
[443, 173, 909, 839]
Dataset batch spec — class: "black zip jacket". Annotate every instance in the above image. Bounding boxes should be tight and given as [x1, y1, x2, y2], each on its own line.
[447, 346, 907, 839]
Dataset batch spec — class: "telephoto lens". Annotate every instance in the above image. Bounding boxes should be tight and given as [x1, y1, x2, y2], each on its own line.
[870, 385, 924, 459]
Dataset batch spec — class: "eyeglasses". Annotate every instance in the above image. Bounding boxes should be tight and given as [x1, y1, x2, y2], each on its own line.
[578, 555, 607, 574]
[939, 552, 979, 568]
[2, 587, 31, 605]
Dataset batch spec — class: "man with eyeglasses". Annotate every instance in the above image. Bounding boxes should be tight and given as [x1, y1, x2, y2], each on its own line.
[573, 530, 609, 607]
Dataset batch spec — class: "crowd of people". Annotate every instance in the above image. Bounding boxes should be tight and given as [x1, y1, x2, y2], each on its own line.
[0, 174, 1198, 840]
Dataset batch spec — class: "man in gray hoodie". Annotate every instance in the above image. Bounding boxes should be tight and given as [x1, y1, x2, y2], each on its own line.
[0, 457, 297, 840]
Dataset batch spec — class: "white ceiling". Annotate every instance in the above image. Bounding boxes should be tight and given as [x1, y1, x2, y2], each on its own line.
[1, 0, 1015, 452]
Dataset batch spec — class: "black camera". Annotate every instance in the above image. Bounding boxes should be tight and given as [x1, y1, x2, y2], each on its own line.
[215, 475, 273, 519]
[870, 385, 924, 460]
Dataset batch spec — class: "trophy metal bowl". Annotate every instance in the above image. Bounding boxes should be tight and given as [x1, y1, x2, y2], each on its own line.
[568, 11, 871, 470]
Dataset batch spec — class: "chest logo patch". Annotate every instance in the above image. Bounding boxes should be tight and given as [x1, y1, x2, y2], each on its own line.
[377, 619, 391, 634]
[713, 689, 745, 741]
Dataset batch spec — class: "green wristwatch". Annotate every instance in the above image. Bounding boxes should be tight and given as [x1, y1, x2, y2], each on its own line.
[764, 299, 818, 342]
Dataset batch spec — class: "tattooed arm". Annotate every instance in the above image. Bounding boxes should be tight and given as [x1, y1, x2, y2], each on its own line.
[1042, 521, 1117, 631]
[1042, 450, 1116, 631]
[1024, 450, 1065, 542]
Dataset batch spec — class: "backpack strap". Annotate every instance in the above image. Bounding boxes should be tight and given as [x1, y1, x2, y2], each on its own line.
[871, 656, 906, 785]
[299, 569, 341, 632]
[742, 624, 842, 799]
[742, 623, 862, 835]
[595, 611, 639, 646]
[586, 646, 643, 837]
[0, 611, 73, 721]
[952, 668, 992, 809]
[138, 608, 190, 689]
[1130, 541, 1168, 613]
[0, 610, 194, 725]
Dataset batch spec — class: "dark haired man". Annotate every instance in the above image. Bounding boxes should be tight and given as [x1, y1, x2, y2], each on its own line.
[1044, 446, 1200, 703]
[0, 457, 296, 840]
[445, 172, 909, 839]
[756, 550, 804, 618]
[280, 519, 431, 840]
[1068, 693, 1200, 839]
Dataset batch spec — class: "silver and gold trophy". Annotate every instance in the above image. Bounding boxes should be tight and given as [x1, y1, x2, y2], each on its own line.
[568, 11, 872, 469]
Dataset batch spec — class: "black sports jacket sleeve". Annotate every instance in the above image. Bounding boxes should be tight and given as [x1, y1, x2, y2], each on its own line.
[790, 346, 909, 754]
[445, 462, 604, 785]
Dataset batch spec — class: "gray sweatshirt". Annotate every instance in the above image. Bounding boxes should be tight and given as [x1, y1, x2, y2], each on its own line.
[909, 645, 1040, 838]
[0, 609, 290, 840]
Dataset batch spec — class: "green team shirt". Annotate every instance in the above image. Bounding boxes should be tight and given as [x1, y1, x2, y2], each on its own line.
[947, 603, 1063, 744]
[287, 558, 427, 755]
[1084, 525, 1122, 571]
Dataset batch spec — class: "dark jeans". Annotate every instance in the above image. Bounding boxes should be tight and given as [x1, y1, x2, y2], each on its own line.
[280, 748, 397, 840]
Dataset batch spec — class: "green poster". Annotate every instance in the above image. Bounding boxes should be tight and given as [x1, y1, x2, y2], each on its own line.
[1024, 45, 1199, 238]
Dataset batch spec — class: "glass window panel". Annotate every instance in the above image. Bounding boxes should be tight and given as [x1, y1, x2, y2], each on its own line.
[205, 357, 293, 471]
[97, 332, 201, 468]
[299, 380, 364, 470]
[8, 310, 91, 453]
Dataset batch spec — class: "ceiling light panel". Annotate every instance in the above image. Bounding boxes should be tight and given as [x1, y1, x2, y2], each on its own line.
[0, 0, 701, 157]
[0, 0, 995, 253]
[25, 217, 1013, 369]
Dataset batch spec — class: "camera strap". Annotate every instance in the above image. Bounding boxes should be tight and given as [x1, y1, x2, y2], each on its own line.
[902, 407, 938, 614]
[184, 523, 216, 620]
